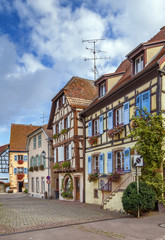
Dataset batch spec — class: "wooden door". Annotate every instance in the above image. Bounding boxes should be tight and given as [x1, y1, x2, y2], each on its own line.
[75, 177, 80, 201]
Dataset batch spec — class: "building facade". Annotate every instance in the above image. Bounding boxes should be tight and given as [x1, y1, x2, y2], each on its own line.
[48, 76, 97, 202]
[80, 27, 165, 211]
[26, 125, 53, 198]
[9, 124, 39, 193]
[0, 144, 10, 193]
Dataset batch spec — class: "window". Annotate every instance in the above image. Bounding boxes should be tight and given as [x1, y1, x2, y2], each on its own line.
[30, 157, 33, 167]
[36, 155, 38, 166]
[94, 189, 98, 198]
[36, 177, 39, 193]
[56, 124, 59, 134]
[100, 82, 106, 97]
[41, 177, 45, 193]
[94, 155, 99, 172]
[135, 55, 143, 74]
[94, 119, 99, 135]
[18, 155, 23, 161]
[116, 107, 123, 125]
[42, 152, 46, 168]
[17, 168, 24, 173]
[116, 151, 124, 170]
[33, 136, 36, 149]
[38, 134, 41, 148]
[57, 100, 59, 109]
[65, 145, 69, 160]
[32, 178, 34, 192]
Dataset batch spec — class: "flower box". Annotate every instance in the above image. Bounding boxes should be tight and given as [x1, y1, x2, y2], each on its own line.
[107, 168, 124, 182]
[88, 171, 99, 182]
[88, 135, 99, 146]
[17, 173, 24, 180]
[107, 123, 124, 138]
[18, 159, 23, 164]
[39, 165, 44, 171]
[61, 129, 69, 135]
[29, 166, 34, 172]
[53, 134, 60, 139]
[34, 166, 38, 171]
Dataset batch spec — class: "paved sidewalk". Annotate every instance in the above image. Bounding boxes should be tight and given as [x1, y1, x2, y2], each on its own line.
[0, 193, 124, 235]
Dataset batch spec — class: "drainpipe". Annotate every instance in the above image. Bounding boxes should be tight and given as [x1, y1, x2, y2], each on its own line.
[82, 116, 86, 203]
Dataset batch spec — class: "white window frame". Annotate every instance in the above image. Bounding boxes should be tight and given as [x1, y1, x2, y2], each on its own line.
[135, 55, 144, 74]
[17, 168, 24, 173]
[36, 177, 39, 193]
[116, 107, 123, 126]
[41, 177, 45, 193]
[116, 151, 124, 170]
[65, 145, 69, 160]
[94, 155, 99, 172]
[94, 119, 99, 135]
[100, 82, 106, 97]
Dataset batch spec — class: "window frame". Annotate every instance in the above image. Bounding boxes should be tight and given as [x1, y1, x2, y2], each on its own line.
[36, 177, 39, 193]
[38, 134, 42, 148]
[99, 82, 106, 97]
[116, 151, 124, 170]
[94, 155, 99, 172]
[135, 54, 144, 74]
[115, 106, 123, 126]
[33, 136, 36, 149]
[94, 119, 99, 135]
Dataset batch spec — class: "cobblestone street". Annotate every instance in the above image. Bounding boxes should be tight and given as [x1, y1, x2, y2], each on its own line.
[0, 194, 122, 236]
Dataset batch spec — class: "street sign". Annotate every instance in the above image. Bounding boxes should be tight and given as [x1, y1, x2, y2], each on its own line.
[46, 176, 50, 180]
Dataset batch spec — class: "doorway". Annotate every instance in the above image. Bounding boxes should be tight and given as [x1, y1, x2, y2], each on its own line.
[75, 177, 80, 201]
[0, 183, 5, 193]
[18, 181, 23, 192]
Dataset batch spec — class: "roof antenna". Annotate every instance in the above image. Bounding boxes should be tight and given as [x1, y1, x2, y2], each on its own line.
[40, 113, 47, 125]
[82, 39, 110, 80]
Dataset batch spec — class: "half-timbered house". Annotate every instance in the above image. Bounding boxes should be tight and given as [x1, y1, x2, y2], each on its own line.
[0, 144, 10, 192]
[48, 76, 97, 202]
[80, 27, 165, 211]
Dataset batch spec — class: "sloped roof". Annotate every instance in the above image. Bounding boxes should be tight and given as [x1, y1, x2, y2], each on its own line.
[48, 76, 97, 129]
[10, 124, 40, 151]
[0, 144, 9, 155]
[42, 124, 52, 139]
[147, 26, 165, 43]
[115, 59, 131, 73]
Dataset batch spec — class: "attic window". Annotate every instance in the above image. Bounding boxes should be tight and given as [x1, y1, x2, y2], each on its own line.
[135, 55, 144, 74]
[100, 82, 106, 97]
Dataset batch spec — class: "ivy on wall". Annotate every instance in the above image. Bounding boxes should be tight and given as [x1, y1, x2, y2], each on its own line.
[129, 108, 165, 202]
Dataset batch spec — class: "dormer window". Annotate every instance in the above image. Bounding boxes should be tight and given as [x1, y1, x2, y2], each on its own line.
[100, 82, 106, 97]
[135, 55, 143, 74]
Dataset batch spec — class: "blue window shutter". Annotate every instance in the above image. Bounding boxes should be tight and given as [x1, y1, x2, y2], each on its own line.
[88, 156, 92, 174]
[108, 110, 113, 130]
[142, 91, 150, 113]
[124, 148, 131, 173]
[136, 94, 141, 116]
[100, 153, 104, 174]
[23, 155, 28, 161]
[88, 121, 92, 137]
[24, 168, 28, 174]
[14, 168, 17, 174]
[14, 155, 18, 161]
[107, 152, 113, 173]
[99, 115, 103, 134]
[123, 102, 130, 125]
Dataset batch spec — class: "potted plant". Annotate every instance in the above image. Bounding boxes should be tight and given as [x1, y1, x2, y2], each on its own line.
[61, 129, 69, 134]
[107, 168, 124, 182]
[88, 170, 99, 182]
[53, 162, 61, 169]
[29, 166, 34, 172]
[61, 161, 70, 169]
[39, 165, 44, 171]
[34, 166, 38, 171]
[53, 134, 60, 139]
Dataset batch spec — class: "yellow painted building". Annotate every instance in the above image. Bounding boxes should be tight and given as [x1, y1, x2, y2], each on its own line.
[9, 124, 39, 193]
[80, 27, 165, 211]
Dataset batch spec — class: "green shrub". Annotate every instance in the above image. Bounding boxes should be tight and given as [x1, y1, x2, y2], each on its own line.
[61, 161, 70, 169]
[29, 167, 34, 172]
[24, 189, 28, 194]
[53, 163, 61, 169]
[61, 192, 73, 198]
[39, 165, 44, 171]
[34, 166, 38, 171]
[122, 181, 156, 216]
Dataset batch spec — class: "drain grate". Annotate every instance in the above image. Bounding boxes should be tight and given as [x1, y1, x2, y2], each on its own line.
[159, 224, 165, 228]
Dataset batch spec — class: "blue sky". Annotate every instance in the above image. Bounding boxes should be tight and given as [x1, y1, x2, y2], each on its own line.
[0, 0, 165, 146]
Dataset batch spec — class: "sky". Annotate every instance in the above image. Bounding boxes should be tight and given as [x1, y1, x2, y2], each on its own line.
[0, 0, 165, 146]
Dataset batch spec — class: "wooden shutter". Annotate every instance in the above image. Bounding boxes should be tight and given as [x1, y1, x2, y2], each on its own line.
[68, 115, 70, 128]
[108, 110, 113, 130]
[88, 156, 92, 174]
[100, 153, 104, 174]
[23, 155, 28, 161]
[99, 115, 104, 134]
[54, 148, 56, 163]
[14, 155, 18, 161]
[14, 168, 17, 174]
[69, 144, 72, 160]
[107, 152, 113, 173]
[142, 91, 150, 113]
[123, 101, 130, 125]
[88, 120, 92, 137]
[62, 119, 64, 130]
[124, 148, 131, 173]
[53, 125, 56, 134]
[136, 94, 141, 116]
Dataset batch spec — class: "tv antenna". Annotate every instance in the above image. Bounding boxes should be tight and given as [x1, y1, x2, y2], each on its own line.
[82, 38, 110, 80]
[40, 113, 47, 125]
